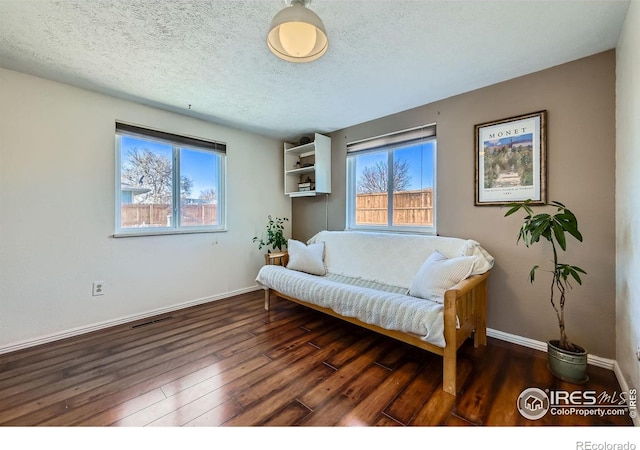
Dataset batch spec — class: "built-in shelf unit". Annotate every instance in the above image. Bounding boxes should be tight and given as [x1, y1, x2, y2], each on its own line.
[284, 133, 331, 197]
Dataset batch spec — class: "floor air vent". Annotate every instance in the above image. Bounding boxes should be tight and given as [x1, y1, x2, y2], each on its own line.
[131, 316, 174, 329]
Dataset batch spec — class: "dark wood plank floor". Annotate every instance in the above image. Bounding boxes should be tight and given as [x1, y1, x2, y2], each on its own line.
[0, 290, 633, 427]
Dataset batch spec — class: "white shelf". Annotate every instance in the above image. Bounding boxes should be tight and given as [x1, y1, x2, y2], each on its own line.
[284, 133, 331, 197]
[285, 165, 315, 175]
[284, 143, 315, 156]
[287, 190, 319, 197]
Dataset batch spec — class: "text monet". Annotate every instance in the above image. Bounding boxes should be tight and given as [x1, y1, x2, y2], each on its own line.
[487, 127, 528, 139]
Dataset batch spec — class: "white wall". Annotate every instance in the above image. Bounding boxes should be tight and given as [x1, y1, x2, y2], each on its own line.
[0, 68, 290, 351]
[616, 0, 640, 413]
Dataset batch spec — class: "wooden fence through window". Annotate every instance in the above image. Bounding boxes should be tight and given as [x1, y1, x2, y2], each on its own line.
[121, 204, 218, 228]
[356, 188, 433, 226]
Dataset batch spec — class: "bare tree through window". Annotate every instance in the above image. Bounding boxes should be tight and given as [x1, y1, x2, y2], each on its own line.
[356, 159, 412, 194]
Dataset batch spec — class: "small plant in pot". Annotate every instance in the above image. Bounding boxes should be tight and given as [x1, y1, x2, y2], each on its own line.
[252, 215, 289, 253]
[504, 199, 588, 384]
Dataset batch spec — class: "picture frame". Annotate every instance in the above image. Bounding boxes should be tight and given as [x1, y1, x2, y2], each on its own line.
[474, 110, 547, 206]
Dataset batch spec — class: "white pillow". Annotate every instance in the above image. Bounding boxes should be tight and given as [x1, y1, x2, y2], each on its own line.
[286, 239, 326, 276]
[409, 251, 476, 303]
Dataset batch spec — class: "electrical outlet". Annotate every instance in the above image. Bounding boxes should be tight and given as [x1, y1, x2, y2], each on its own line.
[92, 281, 105, 296]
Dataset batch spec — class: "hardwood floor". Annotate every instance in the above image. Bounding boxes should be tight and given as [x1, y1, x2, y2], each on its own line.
[0, 290, 633, 427]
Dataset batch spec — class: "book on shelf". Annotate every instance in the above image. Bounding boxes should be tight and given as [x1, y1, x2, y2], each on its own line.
[298, 182, 312, 188]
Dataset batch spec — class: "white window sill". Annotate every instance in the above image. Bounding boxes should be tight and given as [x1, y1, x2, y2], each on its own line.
[113, 228, 227, 238]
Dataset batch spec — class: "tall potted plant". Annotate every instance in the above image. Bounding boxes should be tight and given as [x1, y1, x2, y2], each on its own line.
[504, 199, 588, 383]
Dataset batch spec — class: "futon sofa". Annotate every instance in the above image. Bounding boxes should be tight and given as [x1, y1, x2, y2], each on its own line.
[255, 230, 494, 396]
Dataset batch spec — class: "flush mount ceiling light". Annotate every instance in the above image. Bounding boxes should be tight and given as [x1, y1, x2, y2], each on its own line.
[267, 0, 328, 63]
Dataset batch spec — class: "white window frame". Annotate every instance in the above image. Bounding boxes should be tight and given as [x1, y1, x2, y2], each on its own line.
[346, 124, 437, 235]
[114, 122, 227, 237]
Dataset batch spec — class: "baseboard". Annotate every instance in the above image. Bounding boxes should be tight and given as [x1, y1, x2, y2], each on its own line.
[487, 328, 615, 370]
[0, 285, 262, 355]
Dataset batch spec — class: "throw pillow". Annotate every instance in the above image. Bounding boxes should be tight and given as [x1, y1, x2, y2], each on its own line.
[286, 239, 326, 276]
[409, 250, 476, 303]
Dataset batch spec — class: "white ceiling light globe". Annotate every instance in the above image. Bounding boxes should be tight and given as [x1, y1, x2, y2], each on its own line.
[267, 0, 328, 63]
[278, 21, 317, 57]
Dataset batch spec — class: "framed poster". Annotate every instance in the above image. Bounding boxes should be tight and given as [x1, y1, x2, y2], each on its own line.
[474, 110, 547, 206]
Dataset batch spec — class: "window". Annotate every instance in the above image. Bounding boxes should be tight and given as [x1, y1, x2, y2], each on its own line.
[346, 125, 436, 234]
[115, 122, 226, 236]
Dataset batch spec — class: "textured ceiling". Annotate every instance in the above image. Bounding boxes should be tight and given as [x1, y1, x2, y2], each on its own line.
[0, 0, 630, 141]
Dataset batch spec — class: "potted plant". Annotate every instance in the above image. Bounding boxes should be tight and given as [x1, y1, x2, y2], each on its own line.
[504, 199, 588, 383]
[253, 215, 289, 256]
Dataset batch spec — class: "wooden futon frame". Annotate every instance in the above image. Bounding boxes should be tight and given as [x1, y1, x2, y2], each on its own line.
[262, 251, 489, 396]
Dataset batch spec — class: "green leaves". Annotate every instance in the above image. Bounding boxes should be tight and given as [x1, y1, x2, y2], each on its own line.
[552, 219, 566, 250]
[253, 215, 289, 252]
[504, 199, 587, 290]
[505, 200, 583, 250]
[556, 264, 587, 286]
[554, 210, 583, 244]
[504, 199, 534, 218]
[528, 265, 539, 283]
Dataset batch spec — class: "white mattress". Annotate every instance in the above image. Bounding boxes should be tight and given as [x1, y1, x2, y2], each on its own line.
[307, 230, 494, 289]
[256, 265, 446, 347]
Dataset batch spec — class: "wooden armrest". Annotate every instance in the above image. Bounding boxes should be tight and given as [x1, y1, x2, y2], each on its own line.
[447, 271, 491, 298]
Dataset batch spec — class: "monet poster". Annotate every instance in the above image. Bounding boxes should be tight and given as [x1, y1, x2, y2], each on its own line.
[474, 110, 547, 206]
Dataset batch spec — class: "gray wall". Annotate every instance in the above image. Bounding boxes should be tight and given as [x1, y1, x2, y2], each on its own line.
[293, 51, 616, 359]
